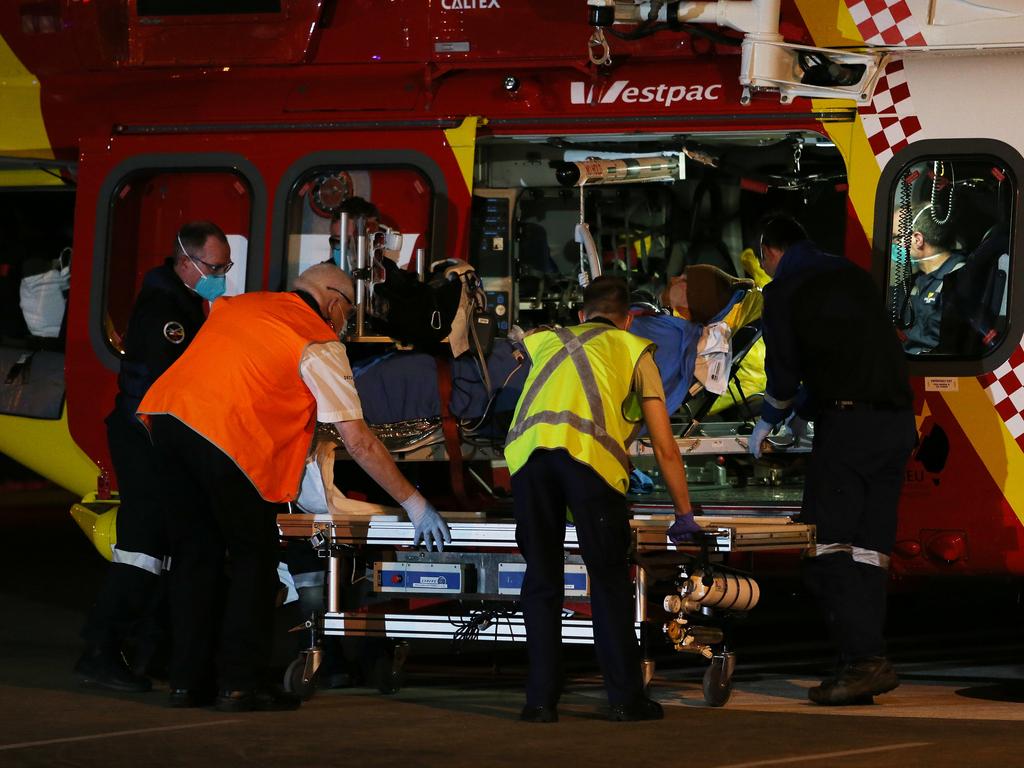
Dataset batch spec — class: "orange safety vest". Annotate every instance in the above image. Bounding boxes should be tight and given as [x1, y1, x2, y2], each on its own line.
[138, 292, 338, 503]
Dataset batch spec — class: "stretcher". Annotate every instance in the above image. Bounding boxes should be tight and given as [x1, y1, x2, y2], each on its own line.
[281, 279, 813, 706]
[277, 488, 815, 707]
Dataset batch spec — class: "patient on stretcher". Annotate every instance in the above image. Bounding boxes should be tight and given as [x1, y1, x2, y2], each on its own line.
[349, 269, 757, 441]
[296, 262, 764, 514]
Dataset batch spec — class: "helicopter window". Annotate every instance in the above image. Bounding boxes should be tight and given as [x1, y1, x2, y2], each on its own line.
[883, 153, 1014, 362]
[104, 169, 254, 354]
[279, 166, 434, 291]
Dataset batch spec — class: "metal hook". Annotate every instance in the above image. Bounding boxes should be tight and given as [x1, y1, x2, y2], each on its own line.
[588, 28, 612, 67]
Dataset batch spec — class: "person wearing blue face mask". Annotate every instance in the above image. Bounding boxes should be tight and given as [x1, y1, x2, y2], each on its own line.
[76, 221, 232, 696]
[327, 196, 379, 269]
[179, 230, 233, 301]
[890, 204, 965, 354]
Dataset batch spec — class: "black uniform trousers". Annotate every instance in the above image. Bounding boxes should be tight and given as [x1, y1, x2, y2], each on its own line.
[149, 415, 284, 691]
[799, 407, 916, 663]
[82, 408, 169, 652]
[512, 449, 643, 707]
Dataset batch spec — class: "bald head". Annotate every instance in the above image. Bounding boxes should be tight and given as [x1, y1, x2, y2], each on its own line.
[294, 263, 356, 337]
[294, 263, 355, 307]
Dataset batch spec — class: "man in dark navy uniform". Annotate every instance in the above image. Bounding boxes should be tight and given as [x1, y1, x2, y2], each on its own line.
[76, 221, 232, 694]
[892, 203, 965, 354]
[749, 215, 916, 706]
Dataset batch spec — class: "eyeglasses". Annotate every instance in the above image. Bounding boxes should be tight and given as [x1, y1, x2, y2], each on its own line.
[327, 286, 356, 318]
[190, 255, 234, 276]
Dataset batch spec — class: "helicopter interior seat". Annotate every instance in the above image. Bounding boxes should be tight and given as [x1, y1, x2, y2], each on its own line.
[937, 220, 1011, 356]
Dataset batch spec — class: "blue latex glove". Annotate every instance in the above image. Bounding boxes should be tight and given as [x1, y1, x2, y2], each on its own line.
[787, 413, 809, 442]
[668, 513, 702, 544]
[401, 492, 452, 551]
[629, 467, 655, 495]
[749, 417, 773, 459]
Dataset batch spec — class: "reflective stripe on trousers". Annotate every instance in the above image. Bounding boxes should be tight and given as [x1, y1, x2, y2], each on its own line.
[111, 546, 164, 576]
[810, 542, 891, 570]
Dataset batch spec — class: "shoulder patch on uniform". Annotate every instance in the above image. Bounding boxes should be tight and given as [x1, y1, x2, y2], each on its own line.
[163, 321, 186, 344]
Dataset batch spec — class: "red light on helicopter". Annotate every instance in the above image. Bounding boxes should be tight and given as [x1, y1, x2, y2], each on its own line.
[893, 540, 921, 558]
[925, 532, 967, 564]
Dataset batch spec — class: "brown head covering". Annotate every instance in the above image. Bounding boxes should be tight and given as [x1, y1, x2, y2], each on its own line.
[685, 264, 754, 324]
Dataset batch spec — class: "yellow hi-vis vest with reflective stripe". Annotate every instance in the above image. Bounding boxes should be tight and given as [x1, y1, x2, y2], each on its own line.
[504, 323, 654, 494]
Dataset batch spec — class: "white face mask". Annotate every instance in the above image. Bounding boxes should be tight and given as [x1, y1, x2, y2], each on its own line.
[325, 287, 354, 340]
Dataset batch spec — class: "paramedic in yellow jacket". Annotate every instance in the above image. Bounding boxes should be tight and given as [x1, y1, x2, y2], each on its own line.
[137, 263, 450, 712]
[505, 276, 697, 724]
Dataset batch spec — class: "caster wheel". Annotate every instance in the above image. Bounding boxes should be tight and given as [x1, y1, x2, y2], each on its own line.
[284, 657, 318, 701]
[374, 641, 409, 695]
[702, 653, 736, 708]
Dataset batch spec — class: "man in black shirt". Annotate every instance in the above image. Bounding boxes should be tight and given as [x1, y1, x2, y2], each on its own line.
[750, 215, 917, 706]
[76, 221, 232, 695]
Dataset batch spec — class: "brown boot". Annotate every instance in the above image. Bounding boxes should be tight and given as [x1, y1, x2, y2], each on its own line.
[808, 657, 898, 706]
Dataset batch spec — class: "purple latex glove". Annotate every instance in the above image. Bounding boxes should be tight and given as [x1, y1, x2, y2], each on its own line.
[667, 512, 702, 544]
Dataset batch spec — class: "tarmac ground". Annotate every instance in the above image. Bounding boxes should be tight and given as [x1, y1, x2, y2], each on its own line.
[3, 490, 1024, 768]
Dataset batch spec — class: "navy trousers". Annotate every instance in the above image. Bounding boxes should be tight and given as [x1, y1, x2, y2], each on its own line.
[149, 415, 284, 691]
[82, 409, 169, 653]
[799, 407, 916, 662]
[512, 449, 643, 707]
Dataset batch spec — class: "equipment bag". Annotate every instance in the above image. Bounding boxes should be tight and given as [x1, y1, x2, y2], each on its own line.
[19, 247, 70, 339]
[370, 257, 462, 349]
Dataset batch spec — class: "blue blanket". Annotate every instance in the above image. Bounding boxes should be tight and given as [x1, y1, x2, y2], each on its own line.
[354, 293, 747, 432]
[354, 339, 526, 426]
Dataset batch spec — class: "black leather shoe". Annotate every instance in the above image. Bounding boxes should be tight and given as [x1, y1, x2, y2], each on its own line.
[520, 704, 558, 723]
[215, 688, 302, 712]
[74, 649, 152, 693]
[608, 697, 663, 722]
[808, 657, 898, 706]
[168, 688, 216, 708]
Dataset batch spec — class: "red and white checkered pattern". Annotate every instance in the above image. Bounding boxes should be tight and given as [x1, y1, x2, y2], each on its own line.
[843, 0, 927, 165]
[980, 345, 1024, 445]
[844, 0, 927, 46]
[859, 60, 923, 166]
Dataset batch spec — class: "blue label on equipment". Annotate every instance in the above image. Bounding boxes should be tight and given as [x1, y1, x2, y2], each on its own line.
[498, 565, 588, 595]
[564, 570, 587, 592]
[379, 566, 462, 593]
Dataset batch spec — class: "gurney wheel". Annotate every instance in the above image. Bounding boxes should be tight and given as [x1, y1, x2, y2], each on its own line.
[702, 652, 736, 708]
[374, 641, 409, 695]
[284, 657, 318, 701]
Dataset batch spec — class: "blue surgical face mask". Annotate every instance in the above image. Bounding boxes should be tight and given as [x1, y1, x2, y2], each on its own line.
[195, 273, 226, 301]
[186, 256, 227, 301]
[330, 246, 341, 266]
[890, 243, 904, 263]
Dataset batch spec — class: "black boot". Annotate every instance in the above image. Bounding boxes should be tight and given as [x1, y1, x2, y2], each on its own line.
[74, 647, 152, 693]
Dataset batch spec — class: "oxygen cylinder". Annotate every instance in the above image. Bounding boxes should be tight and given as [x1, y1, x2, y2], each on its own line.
[555, 155, 681, 187]
[681, 570, 760, 612]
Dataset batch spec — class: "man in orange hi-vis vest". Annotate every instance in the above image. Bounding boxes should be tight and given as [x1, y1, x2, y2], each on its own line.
[137, 263, 450, 712]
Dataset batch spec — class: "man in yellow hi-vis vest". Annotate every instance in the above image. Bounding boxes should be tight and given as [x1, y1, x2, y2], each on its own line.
[505, 276, 697, 723]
